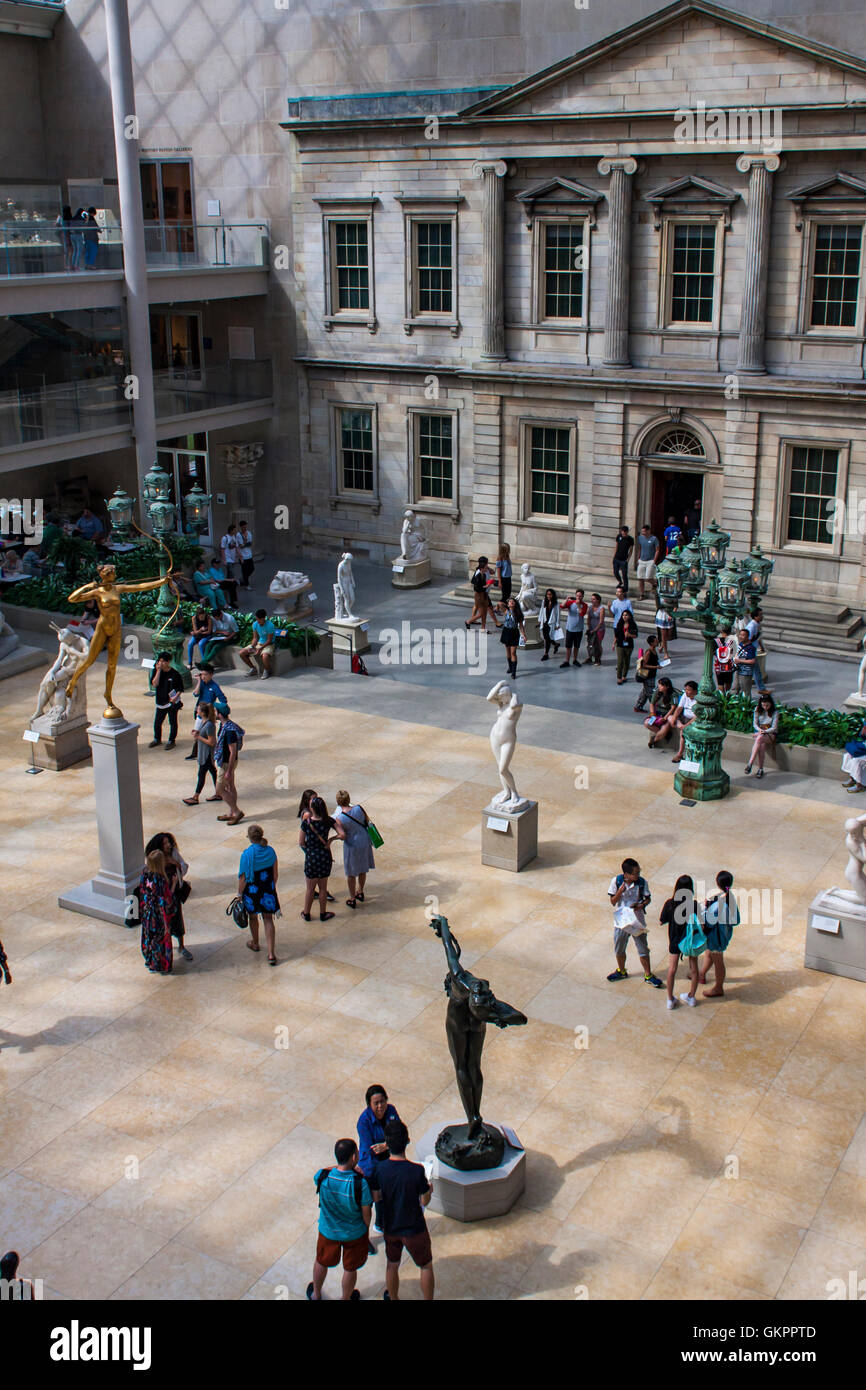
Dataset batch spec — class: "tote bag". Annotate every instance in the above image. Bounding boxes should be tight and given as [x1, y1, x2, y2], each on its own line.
[678, 912, 707, 957]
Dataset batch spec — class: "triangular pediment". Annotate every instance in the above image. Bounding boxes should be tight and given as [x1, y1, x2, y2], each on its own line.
[515, 176, 605, 227]
[459, 0, 866, 122]
[786, 173, 866, 203]
[644, 175, 739, 205]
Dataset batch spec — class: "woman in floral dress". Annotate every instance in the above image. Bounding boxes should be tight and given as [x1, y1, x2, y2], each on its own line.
[139, 850, 174, 973]
[238, 824, 280, 965]
[298, 796, 343, 922]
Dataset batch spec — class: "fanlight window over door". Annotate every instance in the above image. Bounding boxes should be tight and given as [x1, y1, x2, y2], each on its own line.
[652, 428, 706, 458]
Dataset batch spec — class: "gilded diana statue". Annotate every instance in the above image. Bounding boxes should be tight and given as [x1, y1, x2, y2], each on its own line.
[65, 562, 171, 720]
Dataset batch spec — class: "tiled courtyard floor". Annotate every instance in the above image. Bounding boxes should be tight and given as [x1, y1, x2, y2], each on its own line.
[1, 661, 865, 1300]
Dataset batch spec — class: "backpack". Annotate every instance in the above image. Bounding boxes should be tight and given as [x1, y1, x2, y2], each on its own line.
[678, 911, 707, 957]
[316, 1168, 365, 1211]
[615, 872, 649, 903]
[351, 652, 369, 675]
[223, 718, 245, 753]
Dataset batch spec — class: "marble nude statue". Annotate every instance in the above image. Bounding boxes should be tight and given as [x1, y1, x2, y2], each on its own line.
[843, 812, 866, 905]
[516, 562, 539, 614]
[33, 623, 90, 722]
[487, 680, 529, 812]
[0, 606, 19, 663]
[429, 912, 527, 1170]
[398, 508, 428, 563]
[335, 551, 358, 621]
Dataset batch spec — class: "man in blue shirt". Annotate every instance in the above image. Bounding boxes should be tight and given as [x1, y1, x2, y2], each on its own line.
[307, 1138, 372, 1301]
[609, 585, 633, 627]
[240, 607, 276, 680]
[184, 664, 225, 761]
[74, 508, 105, 544]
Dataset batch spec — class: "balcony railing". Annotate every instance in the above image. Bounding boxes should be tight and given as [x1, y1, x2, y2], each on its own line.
[152, 361, 274, 417]
[0, 361, 273, 447]
[0, 220, 269, 277]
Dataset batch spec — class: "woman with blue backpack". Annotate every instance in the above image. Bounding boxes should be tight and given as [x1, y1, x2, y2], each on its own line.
[700, 870, 739, 998]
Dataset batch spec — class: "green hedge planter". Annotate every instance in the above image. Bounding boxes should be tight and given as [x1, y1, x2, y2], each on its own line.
[717, 691, 862, 750]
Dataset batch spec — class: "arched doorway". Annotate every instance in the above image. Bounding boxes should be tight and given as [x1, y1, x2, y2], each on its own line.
[632, 418, 722, 547]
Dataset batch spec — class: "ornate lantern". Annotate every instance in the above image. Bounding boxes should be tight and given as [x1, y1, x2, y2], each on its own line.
[678, 541, 704, 593]
[696, 519, 730, 573]
[142, 460, 172, 504]
[742, 542, 774, 598]
[105, 485, 135, 541]
[656, 553, 686, 605]
[716, 558, 747, 614]
[182, 481, 211, 535]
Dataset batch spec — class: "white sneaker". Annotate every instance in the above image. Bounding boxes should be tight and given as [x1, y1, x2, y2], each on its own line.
[679, 992, 697, 1007]
[260, 670, 270, 680]
[666, 998, 679, 1010]
[245, 667, 258, 678]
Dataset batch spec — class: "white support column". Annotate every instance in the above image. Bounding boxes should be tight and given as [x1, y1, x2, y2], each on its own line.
[474, 159, 508, 361]
[598, 156, 638, 368]
[104, 0, 157, 500]
[736, 153, 780, 374]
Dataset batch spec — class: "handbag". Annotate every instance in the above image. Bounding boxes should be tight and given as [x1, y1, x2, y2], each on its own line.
[226, 895, 248, 930]
[553, 625, 565, 643]
[845, 741, 866, 758]
[346, 806, 383, 849]
[179, 880, 192, 903]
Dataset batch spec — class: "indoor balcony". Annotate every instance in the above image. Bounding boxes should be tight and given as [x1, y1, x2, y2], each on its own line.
[0, 359, 274, 473]
[0, 220, 271, 314]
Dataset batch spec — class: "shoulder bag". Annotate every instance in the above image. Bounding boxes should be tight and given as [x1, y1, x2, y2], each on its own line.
[226, 895, 248, 930]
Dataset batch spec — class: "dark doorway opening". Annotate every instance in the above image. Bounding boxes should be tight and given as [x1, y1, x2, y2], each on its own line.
[649, 470, 704, 549]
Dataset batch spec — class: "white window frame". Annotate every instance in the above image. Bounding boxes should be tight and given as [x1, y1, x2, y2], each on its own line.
[799, 216, 866, 338]
[328, 401, 380, 511]
[659, 215, 724, 332]
[396, 195, 462, 336]
[315, 197, 378, 333]
[774, 436, 849, 558]
[406, 406, 459, 516]
[518, 418, 577, 526]
[532, 216, 591, 328]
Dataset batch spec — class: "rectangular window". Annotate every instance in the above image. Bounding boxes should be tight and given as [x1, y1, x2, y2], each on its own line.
[543, 223, 585, 319]
[339, 408, 374, 492]
[786, 445, 839, 545]
[332, 222, 369, 311]
[529, 425, 570, 516]
[416, 414, 453, 501]
[810, 224, 862, 328]
[415, 222, 452, 314]
[669, 223, 716, 323]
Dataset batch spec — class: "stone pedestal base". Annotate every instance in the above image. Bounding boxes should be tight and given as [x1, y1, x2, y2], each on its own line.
[521, 612, 543, 649]
[482, 799, 538, 872]
[29, 713, 92, 770]
[415, 1123, 526, 1222]
[58, 718, 145, 926]
[326, 617, 371, 655]
[844, 692, 866, 713]
[806, 887, 866, 983]
[391, 556, 431, 588]
[268, 578, 314, 621]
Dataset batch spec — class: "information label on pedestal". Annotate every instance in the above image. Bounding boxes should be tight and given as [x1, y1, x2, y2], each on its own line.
[309, 592, 317, 602]
[393, 564, 405, 573]
[360, 622, 370, 631]
[678, 758, 701, 774]
[23, 729, 40, 743]
[813, 914, 841, 935]
[486, 816, 509, 832]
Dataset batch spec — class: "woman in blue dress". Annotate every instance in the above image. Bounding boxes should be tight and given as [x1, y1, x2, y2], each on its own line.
[238, 823, 280, 965]
[335, 790, 376, 908]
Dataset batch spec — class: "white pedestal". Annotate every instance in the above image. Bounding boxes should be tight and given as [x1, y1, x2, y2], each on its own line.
[521, 612, 543, 649]
[806, 887, 866, 983]
[414, 1123, 526, 1222]
[482, 799, 538, 872]
[29, 713, 92, 770]
[58, 717, 144, 926]
[391, 556, 431, 588]
[326, 617, 371, 655]
[844, 692, 866, 713]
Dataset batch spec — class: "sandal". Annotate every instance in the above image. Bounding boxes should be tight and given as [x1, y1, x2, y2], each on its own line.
[246, 941, 260, 952]
[319, 911, 335, 921]
[356, 892, 365, 902]
[217, 813, 232, 821]
[226, 814, 245, 825]
[346, 899, 357, 909]
[300, 911, 311, 922]
[206, 794, 222, 802]
[268, 956, 277, 966]
[182, 797, 199, 805]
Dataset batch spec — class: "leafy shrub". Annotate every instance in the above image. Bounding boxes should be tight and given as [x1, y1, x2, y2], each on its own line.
[112, 536, 203, 581]
[717, 691, 862, 749]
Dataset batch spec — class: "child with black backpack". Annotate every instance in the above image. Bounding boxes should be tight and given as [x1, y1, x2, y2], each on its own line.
[607, 857, 663, 988]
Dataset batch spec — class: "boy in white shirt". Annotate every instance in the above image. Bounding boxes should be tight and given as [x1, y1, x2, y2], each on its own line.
[607, 858, 663, 987]
[220, 524, 239, 578]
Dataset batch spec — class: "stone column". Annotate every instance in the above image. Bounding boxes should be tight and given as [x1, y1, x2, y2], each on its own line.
[104, 0, 157, 501]
[598, 157, 638, 367]
[223, 442, 264, 540]
[58, 718, 145, 925]
[736, 154, 780, 374]
[474, 160, 508, 361]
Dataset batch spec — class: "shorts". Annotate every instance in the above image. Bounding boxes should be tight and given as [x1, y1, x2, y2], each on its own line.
[565, 630, 583, 650]
[316, 1231, 369, 1272]
[636, 560, 656, 580]
[613, 926, 649, 958]
[215, 766, 235, 793]
[384, 1228, 433, 1267]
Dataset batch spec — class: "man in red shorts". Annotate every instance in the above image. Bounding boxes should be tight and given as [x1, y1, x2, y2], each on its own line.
[371, 1120, 434, 1301]
[307, 1138, 373, 1300]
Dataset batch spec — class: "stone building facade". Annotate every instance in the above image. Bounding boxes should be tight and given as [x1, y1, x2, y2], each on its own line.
[288, 0, 866, 616]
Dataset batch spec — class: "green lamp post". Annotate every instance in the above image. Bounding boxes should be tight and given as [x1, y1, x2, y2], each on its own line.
[657, 520, 774, 802]
[105, 485, 135, 542]
[141, 461, 190, 687]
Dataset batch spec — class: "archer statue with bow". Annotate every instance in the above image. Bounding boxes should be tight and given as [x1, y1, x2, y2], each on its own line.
[65, 556, 175, 722]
